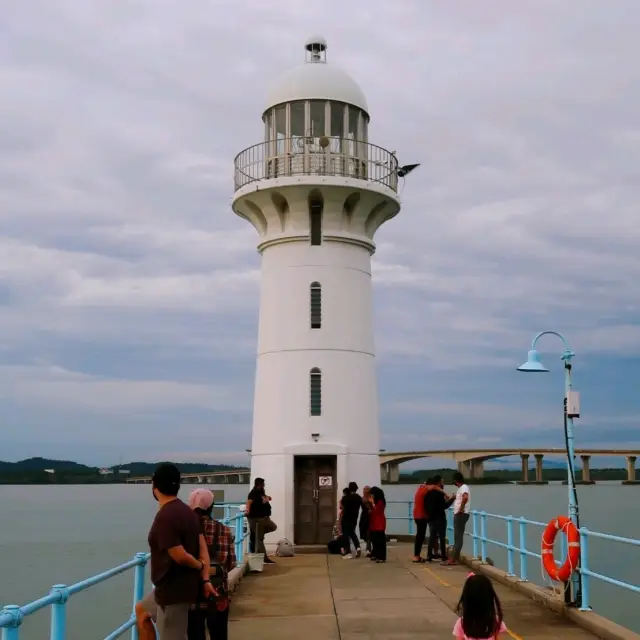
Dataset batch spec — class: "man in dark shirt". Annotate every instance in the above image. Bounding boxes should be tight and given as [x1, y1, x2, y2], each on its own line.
[137, 463, 213, 640]
[340, 482, 362, 558]
[245, 477, 277, 563]
[424, 475, 454, 562]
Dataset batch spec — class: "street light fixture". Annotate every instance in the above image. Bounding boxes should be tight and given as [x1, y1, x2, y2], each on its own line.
[517, 330, 581, 604]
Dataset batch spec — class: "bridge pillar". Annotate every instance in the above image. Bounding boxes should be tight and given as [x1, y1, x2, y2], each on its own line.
[534, 454, 544, 483]
[457, 461, 471, 478]
[624, 456, 638, 485]
[381, 463, 399, 483]
[469, 460, 484, 479]
[520, 454, 530, 483]
[580, 455, 595, 484]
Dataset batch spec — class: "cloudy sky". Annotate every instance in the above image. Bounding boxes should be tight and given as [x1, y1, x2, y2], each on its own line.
[1, 0, 639, 468]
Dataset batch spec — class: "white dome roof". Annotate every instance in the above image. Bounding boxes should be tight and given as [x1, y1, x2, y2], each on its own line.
[264, 39, 369, 115]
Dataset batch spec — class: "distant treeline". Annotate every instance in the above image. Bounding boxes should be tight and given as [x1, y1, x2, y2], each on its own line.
[394, 467, 628, 485]
[0, 457, 245, 485]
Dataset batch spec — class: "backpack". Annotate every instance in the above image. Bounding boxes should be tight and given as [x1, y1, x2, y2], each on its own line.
[275, 538, 295, 557]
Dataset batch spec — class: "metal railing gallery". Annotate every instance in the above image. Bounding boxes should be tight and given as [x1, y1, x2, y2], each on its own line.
[0, 506, 248, 640]
[233, 136, 399, 192]
[387, 501, 640, 612]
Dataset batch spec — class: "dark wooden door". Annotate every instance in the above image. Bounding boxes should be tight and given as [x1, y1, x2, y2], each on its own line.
[294, 456, 337, 545]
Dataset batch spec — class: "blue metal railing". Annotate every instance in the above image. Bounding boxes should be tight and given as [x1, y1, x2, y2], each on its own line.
[387, 500, 640, 612]
[0, 504, 248, 640]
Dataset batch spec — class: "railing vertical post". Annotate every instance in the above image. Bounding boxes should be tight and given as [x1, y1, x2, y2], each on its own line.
[519, 518, 528, 581]
[506, 516, 515, 576]
[49, 585, 69, 640]
[472, 512, 479, 559]
[235, 514, 243, 565]
[1, 605, 23, 640]
[131, 553, 148, 640]
[407, 502, 413, 535]
[224, 505, 231, 523]
[579, 528, 591, 611]
[480, 512, 488, 563]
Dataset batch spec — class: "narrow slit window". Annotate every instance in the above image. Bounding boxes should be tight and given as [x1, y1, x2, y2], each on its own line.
[310, 367, 322, 416]
[310, 282, 322, 329]
[310, 201, 323, 245]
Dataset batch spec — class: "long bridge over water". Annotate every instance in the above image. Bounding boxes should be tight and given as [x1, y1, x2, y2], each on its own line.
[125, 448, 640, 485]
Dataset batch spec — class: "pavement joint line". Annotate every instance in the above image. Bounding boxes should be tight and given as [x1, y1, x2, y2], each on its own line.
[419, 562, 525, 640]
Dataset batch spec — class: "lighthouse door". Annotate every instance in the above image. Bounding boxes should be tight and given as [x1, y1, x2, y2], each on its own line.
[293, 456, 337, 545]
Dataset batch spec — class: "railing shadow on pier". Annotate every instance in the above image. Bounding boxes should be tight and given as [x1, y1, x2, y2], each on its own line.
[0, 506, 248, 640]
[2, 502, 639, 638]
[387, 500, 640, 616]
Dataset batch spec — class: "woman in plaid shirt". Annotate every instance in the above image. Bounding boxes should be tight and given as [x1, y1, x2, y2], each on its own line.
[187, 489, 237, 640]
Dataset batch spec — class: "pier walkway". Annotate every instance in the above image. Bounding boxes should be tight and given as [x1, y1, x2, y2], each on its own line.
[230, 544, 601, 640]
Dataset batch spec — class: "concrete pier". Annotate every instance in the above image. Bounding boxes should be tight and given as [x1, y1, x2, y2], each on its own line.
[230, 544, 635, 639]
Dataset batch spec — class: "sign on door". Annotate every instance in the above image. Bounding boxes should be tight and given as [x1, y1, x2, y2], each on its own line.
[318, 475, 332, 487]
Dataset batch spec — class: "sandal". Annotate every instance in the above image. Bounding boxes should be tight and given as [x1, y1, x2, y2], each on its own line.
[412, 558, 426, 564]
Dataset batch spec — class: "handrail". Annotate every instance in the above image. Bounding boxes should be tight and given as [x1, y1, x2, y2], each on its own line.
[233, 136, 399, 192]
[386, 500, 639, 613]
[0, 505, 249, 640]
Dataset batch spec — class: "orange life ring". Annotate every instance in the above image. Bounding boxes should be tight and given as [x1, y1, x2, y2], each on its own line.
[541, 516, 580, 582]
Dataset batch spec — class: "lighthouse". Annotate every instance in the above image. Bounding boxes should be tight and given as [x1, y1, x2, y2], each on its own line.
[232, 37, 402, 546]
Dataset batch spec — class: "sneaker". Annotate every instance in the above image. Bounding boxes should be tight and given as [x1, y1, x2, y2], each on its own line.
[264, 557, 276, 564]
[342, 554, 353, 560]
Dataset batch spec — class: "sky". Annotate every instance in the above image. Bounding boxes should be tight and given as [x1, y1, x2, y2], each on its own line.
[1, 0, 639, 469]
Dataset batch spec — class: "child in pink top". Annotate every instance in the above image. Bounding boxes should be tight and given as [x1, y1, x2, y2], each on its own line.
[453, 573, 507, 640]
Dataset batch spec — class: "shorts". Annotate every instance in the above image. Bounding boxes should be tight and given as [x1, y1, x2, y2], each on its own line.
[139, 591, 190, 639]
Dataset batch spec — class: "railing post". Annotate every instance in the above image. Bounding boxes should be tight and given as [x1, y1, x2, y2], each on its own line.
[235, 514, 243, 564]
[407, 501, 413, 535]
[480, 512, 488, 563]
[131, 553, 148, 640]
[579, 527, 591, 611]
[49, 585, 69, 640]
[224, 505, 231, 523]
[519, 518, 528, 581]
[1, 605, 23, 640]
[506, 516, 515, 576]
[472, 512, 479, 559]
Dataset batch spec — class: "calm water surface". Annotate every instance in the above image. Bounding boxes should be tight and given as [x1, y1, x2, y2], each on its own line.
[1, 483, 638, 638]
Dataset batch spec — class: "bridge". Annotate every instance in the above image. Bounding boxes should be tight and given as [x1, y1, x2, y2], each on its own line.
[125, 468, 251, 484]
[379, 448, 640, 484]
[124, 448, 640, 486]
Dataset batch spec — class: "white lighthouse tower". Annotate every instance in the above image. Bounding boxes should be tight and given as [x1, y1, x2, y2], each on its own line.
[232, 37, 402, 546]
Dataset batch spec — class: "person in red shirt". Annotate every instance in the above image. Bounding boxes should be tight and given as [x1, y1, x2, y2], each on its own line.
[412, 479, 430, 563]
[368, 486, 387, 563]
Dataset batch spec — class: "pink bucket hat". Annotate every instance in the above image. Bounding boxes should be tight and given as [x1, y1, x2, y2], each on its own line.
[188, 488, 215, 511]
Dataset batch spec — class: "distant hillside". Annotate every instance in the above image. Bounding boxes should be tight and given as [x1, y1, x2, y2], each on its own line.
[0, 457, 248, 484]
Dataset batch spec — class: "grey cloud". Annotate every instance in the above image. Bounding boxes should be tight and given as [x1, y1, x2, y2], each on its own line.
[1, 0, 639, 462]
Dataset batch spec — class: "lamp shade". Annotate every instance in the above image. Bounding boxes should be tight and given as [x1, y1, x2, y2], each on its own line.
[517, 349, 549, 372]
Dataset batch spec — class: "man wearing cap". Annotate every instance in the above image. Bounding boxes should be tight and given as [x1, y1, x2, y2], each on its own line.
[187, 489, 236, 640]
[135, 463, 214, 640]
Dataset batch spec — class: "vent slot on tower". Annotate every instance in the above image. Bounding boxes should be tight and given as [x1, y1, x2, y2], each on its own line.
[310, 367, 322, 416]
[310, 282, 322, 329]
[309, 198, 323, 245]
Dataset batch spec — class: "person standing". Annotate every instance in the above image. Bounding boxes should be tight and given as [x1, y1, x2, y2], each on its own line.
[187, 489, 236, 640]
[340, 482, 362, 559]
[245, 477, 277, 564]
[412, 478, 431, 563]
[359, 485, 372, 556]
[445, 471, 471, 566]
[424, 475, 454, 563]
[138, 463, 213, 640]
[368, 486, 387, 563]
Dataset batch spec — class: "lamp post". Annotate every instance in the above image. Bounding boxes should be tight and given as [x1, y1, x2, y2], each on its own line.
[517, 330, 581, 605]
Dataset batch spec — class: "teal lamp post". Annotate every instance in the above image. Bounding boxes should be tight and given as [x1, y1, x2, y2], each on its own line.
[518, 330, 581, 604]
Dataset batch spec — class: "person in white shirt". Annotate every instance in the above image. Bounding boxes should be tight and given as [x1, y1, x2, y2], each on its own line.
[444, 471, 470, 565]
